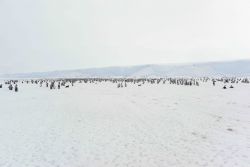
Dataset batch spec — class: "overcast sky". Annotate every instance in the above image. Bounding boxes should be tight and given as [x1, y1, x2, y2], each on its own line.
[0, 0, 250, 74]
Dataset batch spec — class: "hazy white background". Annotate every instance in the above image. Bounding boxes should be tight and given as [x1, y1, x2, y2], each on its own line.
[0, 0, 250, 74]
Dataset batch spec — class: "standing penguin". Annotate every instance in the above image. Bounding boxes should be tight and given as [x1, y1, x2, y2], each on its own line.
[213, 80, 216, 86]
[8, 84, 13, 90]
[50, 82, 55, 89]
[15, 84, 18, 92]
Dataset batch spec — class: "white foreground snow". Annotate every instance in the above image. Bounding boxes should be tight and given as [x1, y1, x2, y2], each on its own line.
[0, 82, 249, 167]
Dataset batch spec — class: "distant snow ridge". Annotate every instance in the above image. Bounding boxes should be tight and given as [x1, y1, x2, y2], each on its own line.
[1, 60, 250, 78]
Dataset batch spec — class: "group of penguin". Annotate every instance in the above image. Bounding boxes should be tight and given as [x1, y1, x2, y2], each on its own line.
[8, 84, 18, 92]
[223, 85, 234, 89]
[1, 77, 249, 92]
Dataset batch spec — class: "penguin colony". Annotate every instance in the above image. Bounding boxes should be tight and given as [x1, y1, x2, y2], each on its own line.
[0, 77, 249, 92]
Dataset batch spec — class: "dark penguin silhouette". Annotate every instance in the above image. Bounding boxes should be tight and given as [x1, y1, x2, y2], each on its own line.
[15, 84, 18, 92]
[50, 82, 55, 89]
[213, 80, 216, 86]
[8, 84, 13, 90]
[223, 85, 227, 89]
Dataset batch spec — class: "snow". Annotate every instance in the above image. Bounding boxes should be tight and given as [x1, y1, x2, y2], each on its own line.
[1, 60, 250, 78]
[0, 81, 250, 167]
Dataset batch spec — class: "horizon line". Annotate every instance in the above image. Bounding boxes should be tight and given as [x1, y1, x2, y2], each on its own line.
[1, 58, 250, 76]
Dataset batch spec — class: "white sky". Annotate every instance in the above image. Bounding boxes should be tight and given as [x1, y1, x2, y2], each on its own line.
[1, 0, 250, 73]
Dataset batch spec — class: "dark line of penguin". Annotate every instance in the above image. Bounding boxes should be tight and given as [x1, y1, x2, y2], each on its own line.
[0, 77, 249, 92]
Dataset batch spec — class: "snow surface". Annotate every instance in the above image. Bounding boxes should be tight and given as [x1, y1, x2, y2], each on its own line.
[0, 82, 250, 167]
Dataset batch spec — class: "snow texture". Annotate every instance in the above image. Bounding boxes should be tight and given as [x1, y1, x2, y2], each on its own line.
[0, 81, 249, 167]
